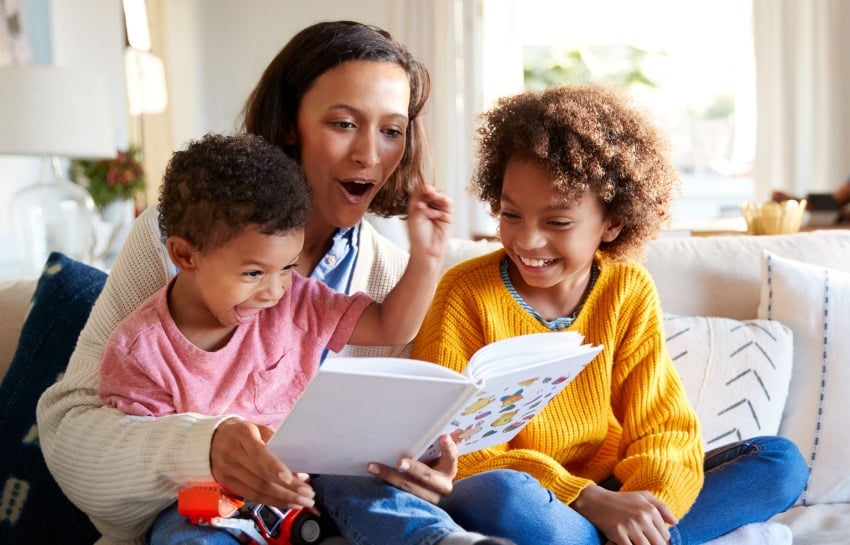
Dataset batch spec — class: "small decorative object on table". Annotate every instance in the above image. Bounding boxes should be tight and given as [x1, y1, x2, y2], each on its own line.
[741, 199, 807, 235]
[71, 147, 146, 267]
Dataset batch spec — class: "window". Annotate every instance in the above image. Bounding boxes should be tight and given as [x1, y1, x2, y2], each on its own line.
[481, 0, 755, 226]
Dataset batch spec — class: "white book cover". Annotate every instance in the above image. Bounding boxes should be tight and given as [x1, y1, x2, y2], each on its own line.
[268, 331, 602, 475]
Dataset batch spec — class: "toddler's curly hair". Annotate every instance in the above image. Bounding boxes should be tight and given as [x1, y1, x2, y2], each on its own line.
[470, 84, 678, 260]
[158, 133, 311, 252]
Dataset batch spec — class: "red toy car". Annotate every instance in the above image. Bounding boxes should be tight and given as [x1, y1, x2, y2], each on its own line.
[177, 485, 337, 545]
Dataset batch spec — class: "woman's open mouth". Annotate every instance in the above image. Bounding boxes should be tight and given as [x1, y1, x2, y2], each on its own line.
[340, 180, 375, 202]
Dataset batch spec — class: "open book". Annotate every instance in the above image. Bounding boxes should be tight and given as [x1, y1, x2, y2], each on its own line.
[268, 331, 602, 475]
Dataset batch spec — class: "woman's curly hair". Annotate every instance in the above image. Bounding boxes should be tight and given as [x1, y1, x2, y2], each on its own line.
[470, 84, 679, 260]
[158, 133, 312, 252]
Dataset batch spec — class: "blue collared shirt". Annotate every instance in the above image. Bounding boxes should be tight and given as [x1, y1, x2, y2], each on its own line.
[310, 222, 360, 295]
[311, 222, 360, 362]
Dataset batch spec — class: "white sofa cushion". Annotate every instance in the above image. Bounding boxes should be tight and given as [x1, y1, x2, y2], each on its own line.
[759, 251, 850, 505]
[664, 315, 793, 449]
[643, 230, 850, 320]
[702, 522, 791, 545]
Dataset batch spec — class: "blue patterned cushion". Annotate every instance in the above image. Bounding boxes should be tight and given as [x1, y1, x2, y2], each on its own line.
[0, 252, 105, 544]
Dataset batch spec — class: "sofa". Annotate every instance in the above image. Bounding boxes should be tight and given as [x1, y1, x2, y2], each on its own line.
[2, 229, 850, 544]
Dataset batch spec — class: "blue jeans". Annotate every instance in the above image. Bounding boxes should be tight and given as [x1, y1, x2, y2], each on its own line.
[148, 503, 240, 544]
[149, 436, 807, 545]
[440, 436, 808, 545]
[312, 474, 463, 545]
[669, 436, 807, 543]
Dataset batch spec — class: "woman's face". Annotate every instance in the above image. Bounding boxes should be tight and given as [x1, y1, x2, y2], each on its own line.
[296, 60, 411, 231]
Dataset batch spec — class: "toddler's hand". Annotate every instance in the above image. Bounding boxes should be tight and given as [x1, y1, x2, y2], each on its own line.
[406, 186, 453, 261]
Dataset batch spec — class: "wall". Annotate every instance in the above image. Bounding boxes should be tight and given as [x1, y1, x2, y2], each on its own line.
[158, 0, 396, 151]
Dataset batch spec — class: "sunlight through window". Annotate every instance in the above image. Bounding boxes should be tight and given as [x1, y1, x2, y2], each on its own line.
[482, 0, 755, 224]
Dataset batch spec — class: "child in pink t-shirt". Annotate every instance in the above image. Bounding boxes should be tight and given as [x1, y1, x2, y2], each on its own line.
[99, 133, 451, 424]
[99, 132, 451, 423]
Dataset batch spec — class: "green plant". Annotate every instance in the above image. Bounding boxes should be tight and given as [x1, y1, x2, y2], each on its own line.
[524, 44, 664, 91]
[71, 147, 146, 209]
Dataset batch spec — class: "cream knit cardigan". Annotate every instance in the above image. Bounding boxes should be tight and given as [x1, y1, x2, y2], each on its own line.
[35, 206, 409, 544]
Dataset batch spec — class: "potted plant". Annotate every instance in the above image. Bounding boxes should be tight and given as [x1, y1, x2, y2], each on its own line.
[71, 147, 146, 267]
[71, 146, 146, 210]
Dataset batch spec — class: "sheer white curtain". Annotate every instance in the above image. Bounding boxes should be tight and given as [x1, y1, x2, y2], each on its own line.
[753, 0, 850, 199]
[389, 0, 495, 240]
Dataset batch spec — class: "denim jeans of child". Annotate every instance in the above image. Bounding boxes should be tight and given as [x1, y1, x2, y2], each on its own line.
[148, 435, 807, 545]
[148, 504, 240, 545]
[439, 435, 808, 545]
[148, 476, 466, 545]
[316, 435, 807, 545]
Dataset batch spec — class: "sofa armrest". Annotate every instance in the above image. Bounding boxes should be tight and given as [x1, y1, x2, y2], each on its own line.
[0, 278, 37, 383]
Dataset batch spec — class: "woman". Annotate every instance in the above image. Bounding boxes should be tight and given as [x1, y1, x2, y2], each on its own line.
[36, 21, 462, 545]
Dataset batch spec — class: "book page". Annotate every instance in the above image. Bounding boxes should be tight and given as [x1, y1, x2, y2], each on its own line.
[418, 334, 602, 460]
[322, 356, 467, 381]
[466, 331, 586, 379]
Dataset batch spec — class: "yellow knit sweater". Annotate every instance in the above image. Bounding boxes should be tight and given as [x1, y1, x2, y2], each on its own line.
[412, 250, 704, 519]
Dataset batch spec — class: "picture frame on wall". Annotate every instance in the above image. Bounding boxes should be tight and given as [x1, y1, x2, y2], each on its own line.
[0, 0, 32, 65]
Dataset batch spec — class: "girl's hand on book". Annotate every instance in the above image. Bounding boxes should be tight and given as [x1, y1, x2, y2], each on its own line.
[367, 433, 458, 504]
[572, 485, 676, 545]
[210, 418, 316, 510]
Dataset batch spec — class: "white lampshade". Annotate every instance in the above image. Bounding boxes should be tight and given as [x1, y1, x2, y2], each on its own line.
[0, 65, 116, 158]
[0, 65, 117, 276]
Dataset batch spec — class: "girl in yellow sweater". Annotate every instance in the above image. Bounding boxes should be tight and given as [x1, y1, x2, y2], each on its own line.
[411, 85, 807, 545]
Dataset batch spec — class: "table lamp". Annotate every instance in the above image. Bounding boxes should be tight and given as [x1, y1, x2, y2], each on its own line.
[0, 65, 116, 276]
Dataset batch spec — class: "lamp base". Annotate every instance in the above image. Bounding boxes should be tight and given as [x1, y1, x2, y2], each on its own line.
[11, 158, 97, 276]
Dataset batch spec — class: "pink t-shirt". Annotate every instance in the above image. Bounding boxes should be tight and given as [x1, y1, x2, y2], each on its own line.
[99, 272, 373, 427]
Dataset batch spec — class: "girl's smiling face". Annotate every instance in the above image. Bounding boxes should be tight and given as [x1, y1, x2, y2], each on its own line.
[295, 60, 411, 231]
[498, 158, 622, 309]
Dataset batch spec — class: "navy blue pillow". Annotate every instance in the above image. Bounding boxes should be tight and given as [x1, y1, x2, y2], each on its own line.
[0, 252, 106, 544]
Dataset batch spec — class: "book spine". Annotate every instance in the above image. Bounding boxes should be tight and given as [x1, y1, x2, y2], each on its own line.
[411, 383, 478, 462]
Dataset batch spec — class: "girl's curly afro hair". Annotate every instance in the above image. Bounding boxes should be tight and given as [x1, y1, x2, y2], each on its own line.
[470, 84, 679, 261]
[158, 133, 312, 252]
